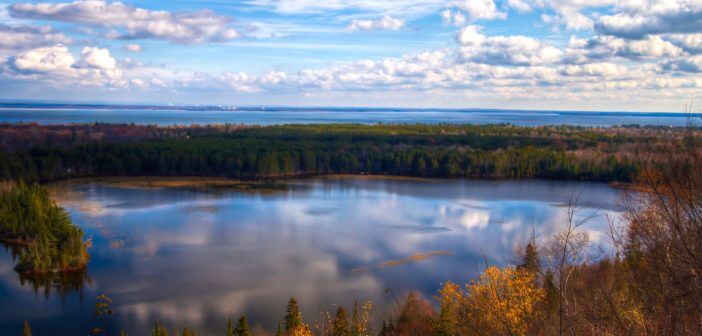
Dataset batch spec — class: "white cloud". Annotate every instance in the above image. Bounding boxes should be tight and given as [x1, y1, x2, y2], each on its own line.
[78, 46, 117, 69]
[559, 62, 630, 77]
[661, 55, 702, 73]
[441, 10, 467, 26]
[523, 0, 617, 31]
[457, 25, 486, 45]
[596, 1, 702, 38]
[454, 0, 506, 20]
[457, 25, 563, 65]
[0, 24, 73, 51]
[506, 0, 532, 13]
[667, 34, 702, 54]
[10, 44, 75, 73]
[9, 0, 240, 44]
[5, 44, 125, 86]
[565, 35, 685, 63]
[123, 44, 142, 53]
[346, 16, 405, 32]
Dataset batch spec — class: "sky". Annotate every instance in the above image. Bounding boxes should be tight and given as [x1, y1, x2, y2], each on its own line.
[0, 0, 701, 111]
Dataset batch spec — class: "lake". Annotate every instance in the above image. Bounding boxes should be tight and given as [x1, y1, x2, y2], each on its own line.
[0, 177, 625, 335]
[0, 107, 699, 126]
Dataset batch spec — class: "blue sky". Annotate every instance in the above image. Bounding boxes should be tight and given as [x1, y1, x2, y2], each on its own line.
[0, 0, 701, 111]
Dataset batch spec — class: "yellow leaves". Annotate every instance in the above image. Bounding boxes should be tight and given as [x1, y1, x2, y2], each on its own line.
[290, 323, 313, 336]
[437, 266, 544, 336]
[435, 281, 461, 336]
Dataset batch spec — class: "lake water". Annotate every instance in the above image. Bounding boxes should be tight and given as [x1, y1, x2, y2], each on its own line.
[0, 177, 625, 335]
[0, 107, 699, 126]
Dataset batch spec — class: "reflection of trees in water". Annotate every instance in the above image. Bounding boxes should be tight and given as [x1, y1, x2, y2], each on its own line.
[3, 243, 91, 301]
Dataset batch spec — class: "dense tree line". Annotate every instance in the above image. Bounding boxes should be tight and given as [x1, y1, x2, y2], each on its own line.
[0, 122, 245, 152]
[0, 182, 87, 274]
[0, 124, 653, 183]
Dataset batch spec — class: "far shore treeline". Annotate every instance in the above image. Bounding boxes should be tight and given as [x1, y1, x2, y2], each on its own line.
[2, 123, 690, 183]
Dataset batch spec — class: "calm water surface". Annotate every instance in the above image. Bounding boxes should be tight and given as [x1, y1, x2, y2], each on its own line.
[0, 108, 698, 126]
[0, 178, 625, 335]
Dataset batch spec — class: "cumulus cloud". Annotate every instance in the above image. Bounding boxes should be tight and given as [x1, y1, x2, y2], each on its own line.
[514, 0, 623, 31]
[454, 0, 506, 20]
[9, 0, 240, 44]
[596, 1, 702, 38]
[346, 16, 405, 32]
[78, 46, 117, 69]
[667, 34, 702, 54]
[4, 44, 124, 86]
[661, 55, 702, 73]
[123, 43, 141, 52]
[565, 35, 685, 63]
[10, 45, 76, 73]
[457, 25, 563, 66]
[559, 62, 630, 77]
[0, 24, 72, 51]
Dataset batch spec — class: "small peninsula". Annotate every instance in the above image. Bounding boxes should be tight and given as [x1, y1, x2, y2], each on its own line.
[0, 181, 88, 274]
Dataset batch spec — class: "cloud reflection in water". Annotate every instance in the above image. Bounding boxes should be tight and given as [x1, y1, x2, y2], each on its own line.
[0, 178, 624, 335]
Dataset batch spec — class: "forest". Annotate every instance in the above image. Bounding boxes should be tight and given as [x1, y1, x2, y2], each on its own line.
[2, 123, 691, 183]
[0, 181, 88, 274]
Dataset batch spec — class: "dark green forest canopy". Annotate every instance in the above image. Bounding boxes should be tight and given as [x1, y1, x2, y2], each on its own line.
[0, 123, 691, 183]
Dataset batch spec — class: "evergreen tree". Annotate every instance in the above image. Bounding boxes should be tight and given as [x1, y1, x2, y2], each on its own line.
[22, 320, 31, 336]
[276, 321, 282, 336]
[234, 315, 251, 336]
[332, 306, 349, 336]
[226, 318, 234, 336]
[351, 302, 360, 336]
[522, 243, 540, 274]
[285, 297, 302, 333]
[544, 269, 559, 313]
[152, 321, 168, 336]
[182, 327, 194, 336]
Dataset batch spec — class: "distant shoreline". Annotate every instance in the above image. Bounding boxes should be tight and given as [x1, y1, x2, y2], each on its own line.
[0, 102, 698, 116]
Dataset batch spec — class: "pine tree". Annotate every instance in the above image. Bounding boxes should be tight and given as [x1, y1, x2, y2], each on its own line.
[152, 321, 169, 336]
[226, 318, 234, 336]
[332, 306, 349, 336]
[544, 268, 559, 313]
[351, 302, 360, 336]
[234, 315, 252, 336]
[276, 321, 282, 336]
[285, 297, 302, 333]
[523, 243, 540, 274]
[182, 327, 194, 336]
[23, 320, 31, 336]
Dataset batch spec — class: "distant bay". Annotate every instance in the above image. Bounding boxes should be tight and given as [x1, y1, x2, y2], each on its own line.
[0, 103, 699, 126]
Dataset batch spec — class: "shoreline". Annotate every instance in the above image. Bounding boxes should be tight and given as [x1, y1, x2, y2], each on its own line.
[0, 237, 88, 275]
[607, 181, 651, 193]
[45, 174, 626, 191]
[14, 262, 88, 276]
